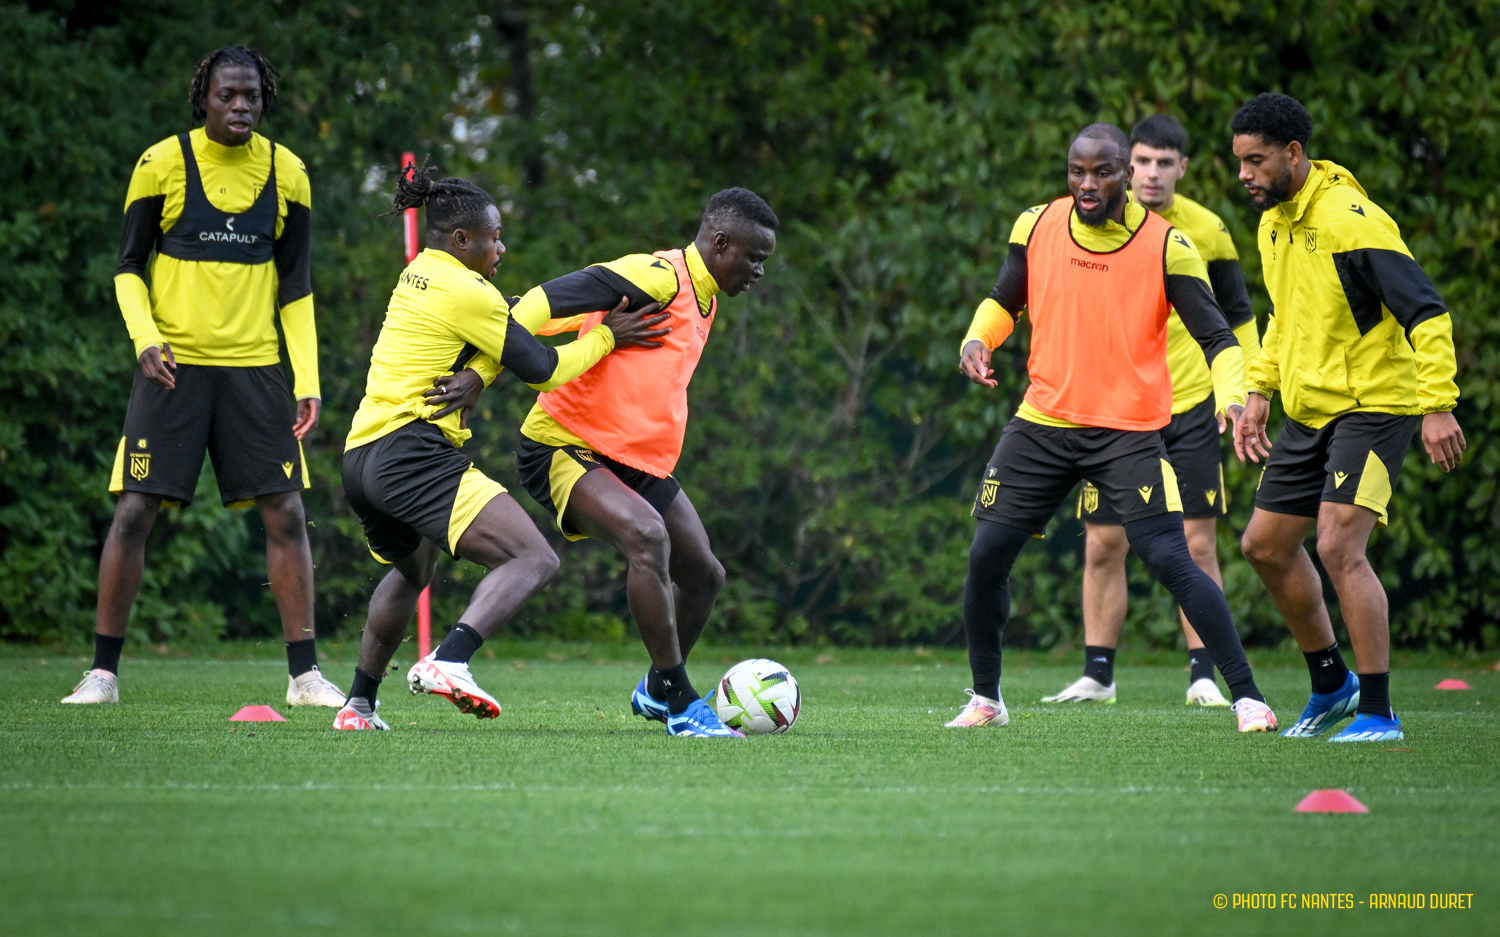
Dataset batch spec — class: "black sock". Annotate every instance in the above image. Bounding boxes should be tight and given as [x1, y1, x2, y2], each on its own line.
[1189, 648, 1215, 685]
[1083, 646, 1116, 686]
[349, 668, 383, 706]
[657, 663, 699, 715]
[964, 520, 1030, 702]
[1355, 672, 1392, 718]
[646, 669, 666, 700]
[1303, 642, 1350, 695]
[1124, 514, 1263, 703]
[92, 633, 125, 675]
[286, 638, 318, 677]
[434, 623, 484, 664]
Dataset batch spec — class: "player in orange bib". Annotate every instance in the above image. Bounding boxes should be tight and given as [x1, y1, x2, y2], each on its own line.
[510, 189, 778, 737]
[948, 124, 1274, 733]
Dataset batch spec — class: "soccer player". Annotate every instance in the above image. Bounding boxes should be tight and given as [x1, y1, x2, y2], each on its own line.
[511, 188, 778, 738]
[1230, 93, 1464, 743]
[331, 167, 668, 731]
[1044, 114, 1261, 707]
[950, 123, 1276, 733]
[64, 47, 344, 707]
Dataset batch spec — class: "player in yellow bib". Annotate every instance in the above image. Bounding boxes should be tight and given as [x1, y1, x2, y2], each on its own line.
[1045, 115, 1262, 707]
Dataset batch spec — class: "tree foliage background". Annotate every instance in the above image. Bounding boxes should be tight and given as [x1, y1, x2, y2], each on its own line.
[2, 0, 1496, 650]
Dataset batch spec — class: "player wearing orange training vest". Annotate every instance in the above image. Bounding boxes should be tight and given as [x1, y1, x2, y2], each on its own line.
[948, 123, 1276, 734]
[509, 188, 778, 738]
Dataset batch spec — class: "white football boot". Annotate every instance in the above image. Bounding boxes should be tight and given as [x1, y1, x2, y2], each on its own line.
[1232, 697, 1278, 733]
[332, 697, 390, 731]
[287, 667, 347, 707]
[1041, 675, 1117, 704]
[944, 689, 1009, 727]
[1185, 677, 1230, 707]
[407, 654, 501, 719]
[61, 669, 119, 704]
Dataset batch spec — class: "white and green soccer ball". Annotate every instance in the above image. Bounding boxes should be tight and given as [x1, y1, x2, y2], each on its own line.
[712, 658, 801, 734]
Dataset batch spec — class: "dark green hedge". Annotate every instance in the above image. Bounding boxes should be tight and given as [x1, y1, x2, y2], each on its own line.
[2, 0, 1495, 650]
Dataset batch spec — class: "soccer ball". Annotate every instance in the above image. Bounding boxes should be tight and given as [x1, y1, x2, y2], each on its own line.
[712, 658, 801, 734]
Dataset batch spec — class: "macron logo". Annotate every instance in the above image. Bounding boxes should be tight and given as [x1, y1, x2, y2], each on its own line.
[1070, 257, 1109, 272]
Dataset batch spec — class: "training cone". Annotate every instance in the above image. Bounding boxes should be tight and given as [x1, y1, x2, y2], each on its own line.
[1435, 679, 1473, 690]
[1295, 789, 1368, 813]
[230, 705, 287, 722]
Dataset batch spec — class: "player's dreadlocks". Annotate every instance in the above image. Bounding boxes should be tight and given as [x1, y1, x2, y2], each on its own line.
[384, 158, 496, 237]
[190, 46, 279, 123]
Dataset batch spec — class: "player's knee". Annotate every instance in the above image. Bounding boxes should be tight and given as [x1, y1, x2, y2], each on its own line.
[259, 496, 308, 544]
[1084, 526, 1129, 569]
[621, 515, 670, 566]
[1239, 527, 1286, 570]
[531, 543, 562, 582]
[111, 498, 158, 542]
[1314, 532, 1367, 580]
[688, 555, 726, 596]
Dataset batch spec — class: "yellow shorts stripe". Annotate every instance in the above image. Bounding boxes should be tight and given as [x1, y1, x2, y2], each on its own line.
[549, 449, 591, 542]
[1352, 449, 1393, 527]
[447, 467, 506, 554]
[1161, 459, 1183, 513]
[109, 437, 126, 494]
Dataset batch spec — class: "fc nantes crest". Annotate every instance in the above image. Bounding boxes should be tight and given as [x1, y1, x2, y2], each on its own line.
[980, 479, 999, 508]
[1081, 483, 1100, 515]
[130, 452, 150, 480]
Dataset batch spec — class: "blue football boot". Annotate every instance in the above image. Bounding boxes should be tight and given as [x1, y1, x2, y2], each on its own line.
[1281, 671, 1360, 737]
[630, 674, 669, 723]
[666, 697, 743, 737]
[1329, 712, 1404, 743]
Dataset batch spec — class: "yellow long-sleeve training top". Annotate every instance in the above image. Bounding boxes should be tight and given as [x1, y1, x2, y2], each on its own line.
[114, 127, 319, 399]
[345, 248, 616, 451]
[1247, 160, 1458, 428]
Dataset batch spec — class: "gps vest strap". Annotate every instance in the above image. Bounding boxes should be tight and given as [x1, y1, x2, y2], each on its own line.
[1023, 197, 1174, 431]
[157, 133, 279, 265]
[537, 248, 715, 477]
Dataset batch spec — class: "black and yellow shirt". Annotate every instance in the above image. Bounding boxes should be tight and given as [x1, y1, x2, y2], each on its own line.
[346, 249, 616, 451]
[1247, 160, 1459, 428]
[517, 243, 719, 448]
[1144, 193, 1261, 413]
[963, 199, 1245, 427]
[115, 128, 319, 399]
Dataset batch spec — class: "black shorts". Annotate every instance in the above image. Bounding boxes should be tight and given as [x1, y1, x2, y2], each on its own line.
[516, 435, 681, 541]
[1078, 395, 1225, 525]
[109, 363, 307, 507]
[1254, 411, 1419, 526]
[342, 420, 506, 563]
[973, 416, 1184, 535]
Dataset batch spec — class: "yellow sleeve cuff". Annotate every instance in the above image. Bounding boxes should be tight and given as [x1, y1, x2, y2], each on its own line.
[467, 354, 501, 386]
[1209, 345, 1247, 414]
[1411, 313, 1459, 413]
[961, 298, 1016, 352]
[114, 273, 162, 359]
[526, 325, 616, 392]
[1231, 318, 1261, 367]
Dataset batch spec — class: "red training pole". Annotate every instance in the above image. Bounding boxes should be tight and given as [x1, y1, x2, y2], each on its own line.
[401, 152, 433, 660]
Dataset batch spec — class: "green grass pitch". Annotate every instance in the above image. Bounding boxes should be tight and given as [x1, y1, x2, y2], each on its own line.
[2, 646, 1496, 936]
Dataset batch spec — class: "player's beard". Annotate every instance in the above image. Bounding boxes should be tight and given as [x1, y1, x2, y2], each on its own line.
[1076, 187, 1125, 227]
[1252, 164, 1296, 212]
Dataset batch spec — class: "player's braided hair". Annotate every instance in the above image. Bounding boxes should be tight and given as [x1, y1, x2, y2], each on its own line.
[383, 158, 496, 237]
[1231, 93, 1313, 149]
[702, 187, 779, 232]
[190, 46, 279, 123]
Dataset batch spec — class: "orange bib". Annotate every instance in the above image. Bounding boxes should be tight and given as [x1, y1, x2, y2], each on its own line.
[1023, 197, 1174, 430]
[537, 248, 715, 477]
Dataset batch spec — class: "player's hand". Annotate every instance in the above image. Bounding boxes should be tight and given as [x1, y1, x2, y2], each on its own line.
[601, 296, 670, 349]
[292, 397, 321, 441]
[425, 368, 485, 428]
[1422, 411, 1466, 472]
[959, 340, 996, 388]
[139, 343, 177, 390]
[1233, 392, 1272, 464]
[1217, 403, 1244, 435]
